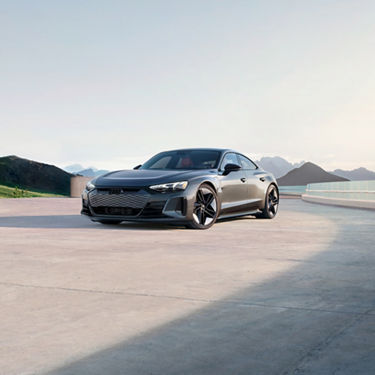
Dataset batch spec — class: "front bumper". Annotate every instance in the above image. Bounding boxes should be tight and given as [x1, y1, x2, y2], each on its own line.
[81, 185, 195, 223]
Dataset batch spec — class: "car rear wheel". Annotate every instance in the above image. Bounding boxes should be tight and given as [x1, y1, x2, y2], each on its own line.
[186, 184, 219, 229]
[257, 184, 279, 219]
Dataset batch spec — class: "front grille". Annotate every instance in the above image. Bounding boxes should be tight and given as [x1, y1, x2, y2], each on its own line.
[89, 188, 150, 209]
[92, 207, 142, 216]
[97, 187, 140, 193]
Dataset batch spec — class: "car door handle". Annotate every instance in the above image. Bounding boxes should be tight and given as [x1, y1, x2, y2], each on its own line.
[259, 177, 266, 182]
[241, 177, 247, 183]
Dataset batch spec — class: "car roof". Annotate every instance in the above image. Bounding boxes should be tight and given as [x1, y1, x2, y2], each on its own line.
[151, 148, 260, 168]
[162, 148, 236, 153]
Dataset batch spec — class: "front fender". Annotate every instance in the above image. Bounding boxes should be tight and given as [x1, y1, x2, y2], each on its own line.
[183, 175, 220, 220]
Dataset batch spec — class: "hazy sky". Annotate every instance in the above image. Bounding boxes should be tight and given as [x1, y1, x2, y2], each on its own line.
[1, 0, 374, 171]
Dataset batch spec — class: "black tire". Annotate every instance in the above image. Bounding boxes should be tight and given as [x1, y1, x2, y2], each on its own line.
[257, 184, 279, 219]
[97, 220, 123, 225]
[186, 184, 219, 229]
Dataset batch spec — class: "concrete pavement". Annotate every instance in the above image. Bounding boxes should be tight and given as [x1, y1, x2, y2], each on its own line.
[0, 198, 374, 374]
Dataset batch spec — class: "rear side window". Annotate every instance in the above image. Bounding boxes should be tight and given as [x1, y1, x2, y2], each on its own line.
[238, 154, 257, 170]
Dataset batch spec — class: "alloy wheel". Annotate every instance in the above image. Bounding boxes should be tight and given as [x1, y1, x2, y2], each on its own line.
[267, 186, 279, 217]
[192, 186, 218, 227]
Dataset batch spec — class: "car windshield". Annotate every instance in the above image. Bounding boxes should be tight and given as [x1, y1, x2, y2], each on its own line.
[140, 150, 221, 170]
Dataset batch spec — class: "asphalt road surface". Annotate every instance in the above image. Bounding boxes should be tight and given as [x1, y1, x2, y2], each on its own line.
[0, 197, 374, 375]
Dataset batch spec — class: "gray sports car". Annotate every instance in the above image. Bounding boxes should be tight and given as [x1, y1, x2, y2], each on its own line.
[81, 148, 279, 229]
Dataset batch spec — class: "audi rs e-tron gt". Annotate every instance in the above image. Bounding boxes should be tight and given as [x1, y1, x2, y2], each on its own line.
[81, 148, 279, 229]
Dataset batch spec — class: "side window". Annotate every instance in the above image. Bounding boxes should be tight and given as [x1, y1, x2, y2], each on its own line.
[221, 153, 240, 169]
[238, 154, 257, 170]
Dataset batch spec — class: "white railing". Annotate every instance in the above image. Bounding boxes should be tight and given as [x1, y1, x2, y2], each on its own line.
[302, 180, 375, 209]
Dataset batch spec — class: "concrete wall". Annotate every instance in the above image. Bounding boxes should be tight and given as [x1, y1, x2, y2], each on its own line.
[70, 176, 92, 198]
[302, 194, 375, 210]
[302, 180, 375, 210]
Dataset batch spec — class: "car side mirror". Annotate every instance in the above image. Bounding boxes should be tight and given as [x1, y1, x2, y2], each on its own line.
[133, 164, 142, 170]
[223, 163, 241, 175]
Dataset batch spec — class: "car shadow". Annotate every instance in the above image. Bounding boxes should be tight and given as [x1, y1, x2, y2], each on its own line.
[0, 215, 184, 230]
[216, 215, 257, 223]
[0, 213, 259, 230]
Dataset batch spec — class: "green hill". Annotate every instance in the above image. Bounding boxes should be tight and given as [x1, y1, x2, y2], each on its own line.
[0, 184, 64, 198]
[0, 155, 72, 196]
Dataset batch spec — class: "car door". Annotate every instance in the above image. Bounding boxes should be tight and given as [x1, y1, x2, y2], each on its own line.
[237, 154, 265, 209]
[219, 152, 249, 214]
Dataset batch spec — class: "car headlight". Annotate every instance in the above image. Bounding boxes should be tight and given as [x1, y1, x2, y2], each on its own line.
[149, 181, 188, 192]
[86, 181, 96, 191]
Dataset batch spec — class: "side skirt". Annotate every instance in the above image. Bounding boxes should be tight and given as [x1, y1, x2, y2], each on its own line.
[218, 209, 261, 220]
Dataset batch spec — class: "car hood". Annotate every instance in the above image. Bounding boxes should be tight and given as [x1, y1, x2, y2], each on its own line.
[94, 169, 216, 187]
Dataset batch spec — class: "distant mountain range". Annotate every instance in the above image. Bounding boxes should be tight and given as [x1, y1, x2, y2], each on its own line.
[64, 164, 109, 177]
[256, 156, 305, 178]
[64, 164, 85, 173]
[329, 167, 375, 181]
[75, 168, 110, 177]
[277, 162, 349, 186]
[0, 155, 71, 195]
[256, 156, 375, 182]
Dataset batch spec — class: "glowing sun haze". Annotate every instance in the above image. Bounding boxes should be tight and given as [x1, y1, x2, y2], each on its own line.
[1, 0, 374, 171]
